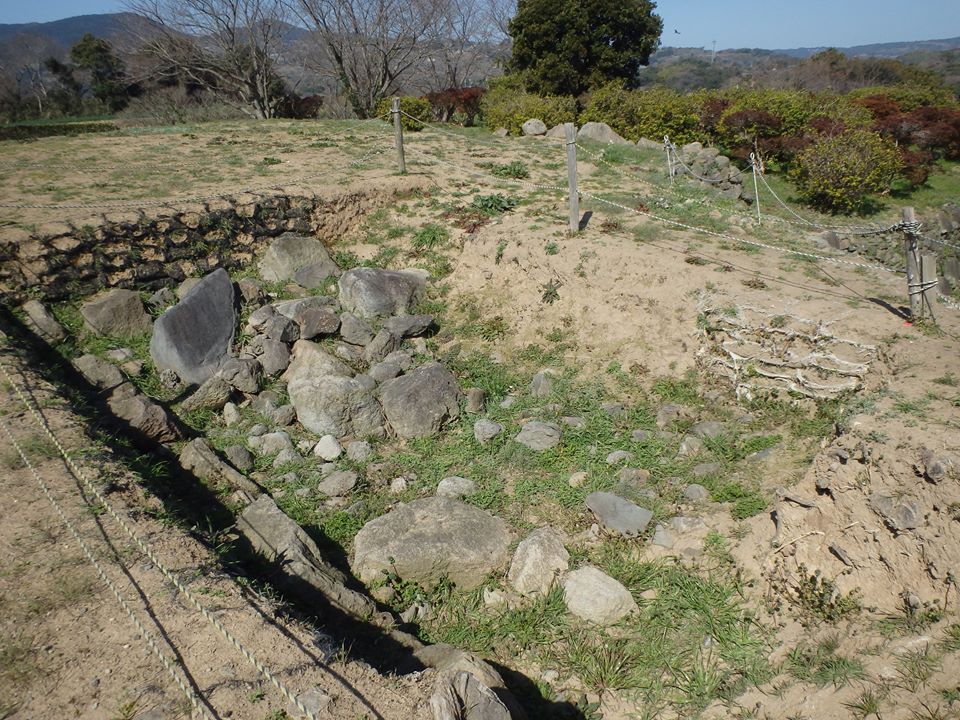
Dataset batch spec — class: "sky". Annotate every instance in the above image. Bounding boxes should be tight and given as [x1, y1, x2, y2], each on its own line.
[0, 0, 958, 51]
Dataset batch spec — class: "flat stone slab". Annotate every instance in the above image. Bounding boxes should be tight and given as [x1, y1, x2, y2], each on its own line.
[585, 491, 652, 537]
[81, 289, 152, 339]
[338, 267, 426, 320]
[514, 421, 561, 451]
[258, 232, 340, 283]
[352, 497, 511, 591]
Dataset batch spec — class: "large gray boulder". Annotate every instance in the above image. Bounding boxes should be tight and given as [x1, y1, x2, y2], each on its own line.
[379, 362, 461, 438]
[237, 496, 380, 621]
[150, 269, 236, 386]
[563, 566, 638, 625]
[81, 289, 152, 338]
[352, 497, 511, 590]
[285, 340, 383, 437]
[577, 121, 632, 146]
[508, 527, 569, 597]
[338, 268, 426, 320]
[258, 233, 340, 283]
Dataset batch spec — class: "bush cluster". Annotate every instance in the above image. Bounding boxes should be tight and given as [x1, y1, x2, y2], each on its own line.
[478, 76, 577, 136]
[790, 129, 903, 213]
[579, 82, 701, 144]
[375, 96, 432, 131]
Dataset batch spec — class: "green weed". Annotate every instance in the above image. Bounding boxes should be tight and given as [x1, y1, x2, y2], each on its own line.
[412, 223, 451, 252]
[786, 635, 865, 687]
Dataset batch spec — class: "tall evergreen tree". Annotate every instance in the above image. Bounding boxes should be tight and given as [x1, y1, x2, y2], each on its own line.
[70, 34, 132, 112]
[508, 0, 662, 96]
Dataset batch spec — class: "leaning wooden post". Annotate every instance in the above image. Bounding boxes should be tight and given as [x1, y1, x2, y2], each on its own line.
[902, 207, 921, 320]
[564, 122, 579, 233]
[391, 96, 406, 175]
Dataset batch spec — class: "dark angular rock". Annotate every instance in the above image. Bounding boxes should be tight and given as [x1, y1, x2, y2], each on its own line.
[150, 269, 236, 386]
[338, 267, 426, 320]
[379, 362, 461, 439]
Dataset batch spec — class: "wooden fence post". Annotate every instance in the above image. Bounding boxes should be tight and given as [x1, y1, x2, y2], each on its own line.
[664, 135, 674, 184]
[565, 122, 579, 233]
[391, 96, 406, 175]
[902, 207, 922, 320]
[920, 253, 938, 319]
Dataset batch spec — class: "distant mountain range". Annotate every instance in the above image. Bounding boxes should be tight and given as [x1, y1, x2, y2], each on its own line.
[1, 12, 958, 61]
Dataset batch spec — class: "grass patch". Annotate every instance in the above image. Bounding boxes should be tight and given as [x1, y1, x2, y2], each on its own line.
[787, 635, 865, 687]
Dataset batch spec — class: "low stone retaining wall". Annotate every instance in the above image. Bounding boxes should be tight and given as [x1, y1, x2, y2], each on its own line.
[0, 177, 426, 304]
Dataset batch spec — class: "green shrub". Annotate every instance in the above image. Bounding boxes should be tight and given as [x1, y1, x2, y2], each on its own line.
[580, 82, 701, 144]
[376, 96, 431, 131]
[790, 129, 902, 213]
[480, 75, 576, 135]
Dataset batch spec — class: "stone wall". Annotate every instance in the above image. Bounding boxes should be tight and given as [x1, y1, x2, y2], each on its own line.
[0, 179, 425, 304]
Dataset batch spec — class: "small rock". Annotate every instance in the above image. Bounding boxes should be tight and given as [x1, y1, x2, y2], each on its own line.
[236, 277, 264, 305]
[273, 448, 301, 468]
[260, 339, 291, 376]
[483, 587, 509, 607]
[521, 118, 547, 136]
[684, 484, 710, 502]
[465, 388, 486, 413]
[500, 395, 518, 409]
[218, 357, 262, 394]
[568, 471, 588, 488]
[688, 421, 726, 439]
[264, 315, 300, 343]
[74, 354, 125, 390]
[224, 445, 254, 472]
[692, 462, 722, 478]
[180, 376, 233, 412]
[605, 450, 633, 465]
[81, 289, 152, 338]
[652, 524, 674, 548]
[656, 404, 685, 429]
[313, 435, 343, 461]
[318, 470, 358, 497]
[870, 493, 923, 531]
[297, 306, 340, 340]
[21, 299, 66, 342]
[223, 402, 241, 426]
[147, 287, 177, 309]
[371, 585, 396, 603]
[338, 312, 375, 345]
[390, 477, 408, 494]
[272, 404, 297, 427]
[678, 435, 705, 456]
[514, 421, 561, 451]
[368, 360, 402, 383]
[671, 516, 705, 534]
[473, 418, 503, 445]
[585, 492, 652, 537]
[631, 429, 651, 442]
[530, 370, 555, 398]
[618, 467, 650, 484]
[251, 431, 294, 456]
[248, 423, 268, 437]
[561, 416, 586, 429]
[508, 527, 569, 597]
[437, 476, 476, 499]
[364, 328, 401, 365]
[601, 402, 625, 418]
[563, 566, 638, 625]
[383, 314, 434, 338]
[346, 440, 374, 462]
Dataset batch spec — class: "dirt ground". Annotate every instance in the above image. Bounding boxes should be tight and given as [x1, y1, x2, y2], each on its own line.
[0, 355, 427, 719]
[2, 119, 960, 719]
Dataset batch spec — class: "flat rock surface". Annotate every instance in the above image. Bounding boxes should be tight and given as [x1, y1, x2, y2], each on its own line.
[563, 566, 638, 625]
[149, 268, 236, 386]
[379, 362, 460, 439]
[352, 497, 511, 590]
[585, 492, 652, 537]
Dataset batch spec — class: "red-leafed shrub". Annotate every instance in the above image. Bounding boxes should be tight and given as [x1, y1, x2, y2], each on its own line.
[852, 94, 903, 121]
[906, 106, 960, 159]
[424, 87, 486, 125]
[899, 148, 934, 187]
